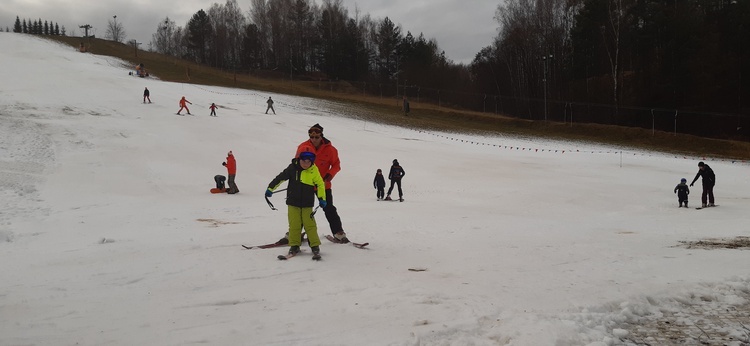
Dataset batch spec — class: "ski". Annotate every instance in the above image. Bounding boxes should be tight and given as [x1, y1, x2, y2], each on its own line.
[277, 253, 296, 260]
[324, 235, 369, 249]
[242, 241, 287, 250]
[695, 205, 718, 210]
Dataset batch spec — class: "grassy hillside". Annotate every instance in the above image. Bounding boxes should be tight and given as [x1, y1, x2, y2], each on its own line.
[48, 35, 750, 160]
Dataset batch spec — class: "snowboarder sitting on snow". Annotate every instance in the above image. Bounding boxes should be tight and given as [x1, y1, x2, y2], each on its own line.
[674, 178, 690, 208]
[265, 151, 327, 258]
[373, 168, 386, 200]
[214, 175, 226, 190]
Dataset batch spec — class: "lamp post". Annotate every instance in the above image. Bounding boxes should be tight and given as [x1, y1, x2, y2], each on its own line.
[542, 54, 553, 121]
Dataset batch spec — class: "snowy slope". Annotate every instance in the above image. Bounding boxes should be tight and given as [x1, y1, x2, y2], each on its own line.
[1, 32, 749, 346]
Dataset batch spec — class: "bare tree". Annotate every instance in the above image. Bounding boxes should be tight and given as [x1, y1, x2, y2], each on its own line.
[106, 15, 126, 43]
[151, 17, 177, 55]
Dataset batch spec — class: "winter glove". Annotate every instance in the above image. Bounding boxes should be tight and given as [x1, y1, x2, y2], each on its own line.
[323, 173, 332, 181]
[265, 189, 273, 197]
[318, 198, 327, 208]
[689, 183, 693, 187]
[222, 162, 227, 166]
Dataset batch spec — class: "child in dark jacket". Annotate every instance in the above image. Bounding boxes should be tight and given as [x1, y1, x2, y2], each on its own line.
[373, 169, 386, 200]
[266, 151, 327, 257]
[674, 178, 690, 208]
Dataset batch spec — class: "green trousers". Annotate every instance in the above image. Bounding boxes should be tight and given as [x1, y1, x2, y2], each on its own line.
[287, 206, 321, 247]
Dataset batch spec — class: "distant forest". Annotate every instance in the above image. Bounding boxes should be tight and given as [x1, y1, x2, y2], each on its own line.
[10, 0, 750, 138]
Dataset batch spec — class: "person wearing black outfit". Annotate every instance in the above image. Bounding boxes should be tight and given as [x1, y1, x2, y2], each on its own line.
[373, 169, 386, 200]
[385, 159, 406, 201]
[689, 161, 716, 208]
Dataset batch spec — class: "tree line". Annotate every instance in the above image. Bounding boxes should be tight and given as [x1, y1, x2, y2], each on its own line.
[12, 16, 66, 36]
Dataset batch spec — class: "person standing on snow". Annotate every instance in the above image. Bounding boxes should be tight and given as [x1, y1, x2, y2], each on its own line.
[222, 151, 239, 194]
[689, 161, 715, 208]
[265, 97, 276, 114]
[209, 103, 218, 117]
[143, 87, 151, 104]
[177, 96, 192, 115]
[674, 178, 690, 208]
[373, 168, 386, 200]
[385, 159, 405, 201]
[265, 151, 327, 259]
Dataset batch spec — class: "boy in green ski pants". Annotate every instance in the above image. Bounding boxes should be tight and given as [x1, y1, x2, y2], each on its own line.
[266, 151, 327, 257]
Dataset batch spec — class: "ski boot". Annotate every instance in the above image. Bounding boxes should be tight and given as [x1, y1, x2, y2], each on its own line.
[288, 246, 300, 256]
[311, 246, 321, 261]
[334, 232, 350, 244]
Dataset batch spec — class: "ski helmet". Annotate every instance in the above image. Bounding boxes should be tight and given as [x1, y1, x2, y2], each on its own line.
[299, 151, 316, 163]
[681, 178, 687, 183]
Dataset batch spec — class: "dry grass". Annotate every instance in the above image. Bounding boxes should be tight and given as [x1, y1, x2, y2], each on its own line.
[48, 35, 750, 160]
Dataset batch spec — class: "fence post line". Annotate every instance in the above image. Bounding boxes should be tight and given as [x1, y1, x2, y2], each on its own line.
[674, 110, 678, 136]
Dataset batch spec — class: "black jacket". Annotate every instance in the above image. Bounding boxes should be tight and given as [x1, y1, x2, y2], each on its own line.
[388, 164, 405, 180]
[268, 159, 325, 208]
[691, 164, 715, 186]
[374, 173, 386, 188]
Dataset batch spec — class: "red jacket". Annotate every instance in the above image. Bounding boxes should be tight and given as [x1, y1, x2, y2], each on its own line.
[226, 153, 236, 175]
[296, 137, 340, 190]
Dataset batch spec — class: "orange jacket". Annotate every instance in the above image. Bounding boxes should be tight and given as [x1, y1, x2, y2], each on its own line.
[226, 153, 236, 175]
[179, 97, 191, 107]
[296, 137, 340, 190]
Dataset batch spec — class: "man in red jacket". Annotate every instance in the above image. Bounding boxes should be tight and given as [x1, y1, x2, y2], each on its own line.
[290, 123, 349, 242]
[222, 151, 239, 194]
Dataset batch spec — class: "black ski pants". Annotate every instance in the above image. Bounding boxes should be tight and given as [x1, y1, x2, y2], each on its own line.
[322, 189, 344, 236]
[387, 178, 402, 198]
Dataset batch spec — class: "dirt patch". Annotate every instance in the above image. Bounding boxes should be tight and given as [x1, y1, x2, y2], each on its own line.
[625, 297, 750, 345]
[196, 218, 242, 228]
[676, 237, 750, 250]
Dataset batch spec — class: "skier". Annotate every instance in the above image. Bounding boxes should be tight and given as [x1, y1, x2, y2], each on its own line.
[222, 151, 239, 194]
[288, 123, 354, 244]
[385, 159, 406, 201]
[209, 103, 218, 117]
[674, 178, 690, 208]
[177, 96, 192, 115]
[265, 96, 275, 114]
[143, 87, 151, 104]
[265, 151, 327, 259]
[373, 169, 386, 200]
[689, 161, 716, 208]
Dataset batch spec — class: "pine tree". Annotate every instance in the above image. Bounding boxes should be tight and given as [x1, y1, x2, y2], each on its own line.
[54, 23, 60, 35]
[22, 19, 27, 33]
[44, 21, 49, 35]
[13, 16, 22, 33]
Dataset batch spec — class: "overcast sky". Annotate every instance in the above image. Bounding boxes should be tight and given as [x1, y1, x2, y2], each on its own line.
[1, 0, 500, 64]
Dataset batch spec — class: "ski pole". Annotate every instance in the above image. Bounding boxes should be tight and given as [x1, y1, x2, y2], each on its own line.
[265, 188, 287, 211]
[310, 205, 319, 219]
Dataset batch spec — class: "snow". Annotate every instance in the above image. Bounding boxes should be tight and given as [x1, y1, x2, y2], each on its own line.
[1, 32, 750, 345]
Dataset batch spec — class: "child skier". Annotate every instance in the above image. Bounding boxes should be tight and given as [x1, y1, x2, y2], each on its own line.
[373, 168, 386, 200]
[209, 103, 218, 116]
[265, 151, 327, 259]
[674, 178, 690, 208]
